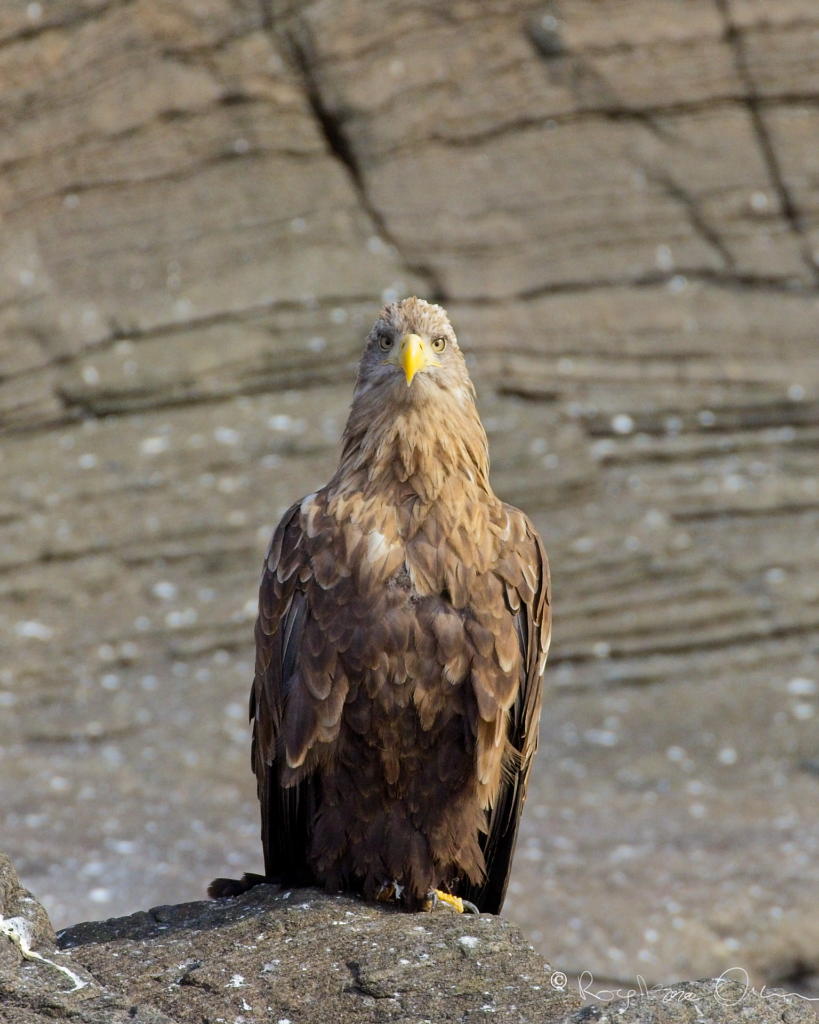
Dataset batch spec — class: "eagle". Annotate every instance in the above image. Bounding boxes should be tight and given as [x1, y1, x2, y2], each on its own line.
[210, 297, 550, 914]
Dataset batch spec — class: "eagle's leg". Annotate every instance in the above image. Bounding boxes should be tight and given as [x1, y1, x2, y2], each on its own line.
[375, 881, 478, 914]
[426, 890, 480, 915]
[376, 880, 405, 902]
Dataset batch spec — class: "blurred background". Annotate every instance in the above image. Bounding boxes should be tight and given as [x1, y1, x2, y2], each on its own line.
[1, 0, 818, 996]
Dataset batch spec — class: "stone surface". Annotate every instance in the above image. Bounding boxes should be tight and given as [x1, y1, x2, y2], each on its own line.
[0, 0, 818, 1006]
[4, 854, 813, 1024]
[1, 848, 57, 955]
[563, 977, 819, 1023]
[0, 847, 173, 1023]
[59, 884, 581, 1023]
[275, 0, 817, 296]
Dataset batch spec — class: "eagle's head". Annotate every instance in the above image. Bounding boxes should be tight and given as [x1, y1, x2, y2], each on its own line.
[338, 297, 488, 491]
[354, 297, 474, 406]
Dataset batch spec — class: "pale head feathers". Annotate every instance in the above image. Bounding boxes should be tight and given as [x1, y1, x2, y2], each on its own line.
[335, 298, 490, 500]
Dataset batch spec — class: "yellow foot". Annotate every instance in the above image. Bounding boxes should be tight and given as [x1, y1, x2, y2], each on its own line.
[428, 889, 480, 915]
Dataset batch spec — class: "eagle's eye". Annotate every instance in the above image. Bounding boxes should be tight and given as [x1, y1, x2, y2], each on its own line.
[431, 337, 446, 353]
[379, 336, 394, 351]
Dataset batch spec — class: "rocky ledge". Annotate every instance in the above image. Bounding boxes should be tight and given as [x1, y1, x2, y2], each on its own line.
[1, 850, 816, 1024]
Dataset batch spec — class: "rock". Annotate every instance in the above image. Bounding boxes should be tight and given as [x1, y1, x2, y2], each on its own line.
[276, 0, 815, 296]
[48, 879, 819, 1024]
[59, 884, 581, 1023]
[3, 848, 818, 1022]
[562, 977, 819, 1023]
[0, 849, 55, 953]
[0, 849, 171, 1023]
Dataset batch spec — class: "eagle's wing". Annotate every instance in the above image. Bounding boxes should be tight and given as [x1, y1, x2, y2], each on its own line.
[250, 499, 318, 885]
[459, 507, 551, 914]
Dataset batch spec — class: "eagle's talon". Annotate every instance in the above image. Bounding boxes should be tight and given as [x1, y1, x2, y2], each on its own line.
[427, 889, 478, 915]
[377, 880, 404, 902]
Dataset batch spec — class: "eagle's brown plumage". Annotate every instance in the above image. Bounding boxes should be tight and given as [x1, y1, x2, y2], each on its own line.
[218, 298, 550, 913]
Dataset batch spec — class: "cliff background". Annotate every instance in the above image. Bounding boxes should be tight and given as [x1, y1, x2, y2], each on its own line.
[0, 0, 818, 996]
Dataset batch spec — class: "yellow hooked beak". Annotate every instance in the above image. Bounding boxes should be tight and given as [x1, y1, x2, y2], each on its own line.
[397, 333, 438, 386]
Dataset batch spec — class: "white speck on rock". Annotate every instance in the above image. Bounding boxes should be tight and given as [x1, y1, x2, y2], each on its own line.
[655, 244, 674, 271]
[584, 728, 618, 746]
[165, 608, 197, 629]
[611, 414, 634, 435]
[787, 677, 817, 696]
[459, 936, 479, 948]
[14, 621, 53, 641]
[140, 436, 170, 456]
[214, 427, 241, 446]
[268, 415, 293, 431]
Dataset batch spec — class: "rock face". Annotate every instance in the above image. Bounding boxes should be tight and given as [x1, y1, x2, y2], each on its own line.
[55, 885, 819, 1024]
[1, 0, 818, 999]
[2, 849, 817, 1024]
[58, 885, 581, 1024]
[0, 849, 172, 1023]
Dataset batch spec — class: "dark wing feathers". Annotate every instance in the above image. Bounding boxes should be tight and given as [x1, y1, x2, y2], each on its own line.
[459, 517, 550, 914]
[252, 501, 318, 886]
